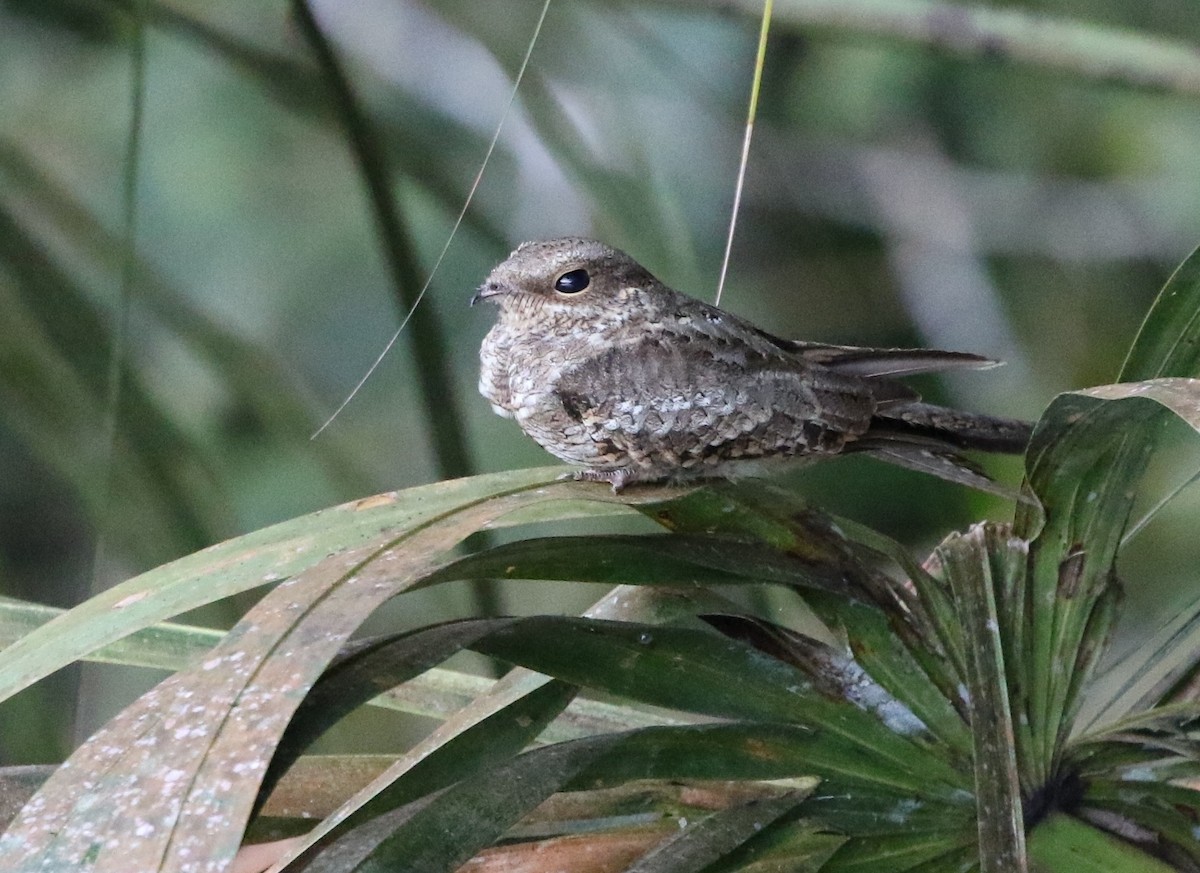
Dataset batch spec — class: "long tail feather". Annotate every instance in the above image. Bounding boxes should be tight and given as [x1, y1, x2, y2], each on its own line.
[874, 402, 1033, 453]
[863, 444, 1029, 502]
[781, 341, 1000, 378]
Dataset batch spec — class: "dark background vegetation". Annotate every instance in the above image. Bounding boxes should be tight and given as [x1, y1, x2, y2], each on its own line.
[2, 0, 1199, 766]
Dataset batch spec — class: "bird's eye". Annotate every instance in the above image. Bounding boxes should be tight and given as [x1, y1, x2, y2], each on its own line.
[554, 268, 590, 294]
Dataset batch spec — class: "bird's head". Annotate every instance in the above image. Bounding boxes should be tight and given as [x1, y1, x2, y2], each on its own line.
[471, 238, 657, 317]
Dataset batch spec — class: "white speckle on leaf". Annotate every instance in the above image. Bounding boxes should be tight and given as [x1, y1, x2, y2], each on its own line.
[112, 591, 149, 609]
[886, 798, 922, 824]
[1122, 767, 1155, 782]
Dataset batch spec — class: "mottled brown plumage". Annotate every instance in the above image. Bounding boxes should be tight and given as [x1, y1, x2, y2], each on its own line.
[473, 238, 1031, 492]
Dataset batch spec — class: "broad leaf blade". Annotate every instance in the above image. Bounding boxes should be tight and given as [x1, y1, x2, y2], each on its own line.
[936, 525, 1026, 873]
[1016, 378, 1200, 783]
[267, 585, 709, 870]
[1027, 813, 1177, 873]
[253, 618, 564, 814]
[0, 470, 651, 705]
[0, 483, 599, 872]
[700, 613, 953, 757]
[1120, 243, 1200, 383]
[640, 482, 969, 736]
[802, 593, 972, 761]
[428, 532, 857, 597]
[473, 616, 968, 795]
[623, 791, 808, 873]
[305, 724, 819, 873]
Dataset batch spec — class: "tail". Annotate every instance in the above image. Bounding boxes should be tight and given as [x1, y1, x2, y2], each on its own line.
[784, 342, 1033, 496]
[852, 402, 1033, 497]
[874, 402, 1032, 453]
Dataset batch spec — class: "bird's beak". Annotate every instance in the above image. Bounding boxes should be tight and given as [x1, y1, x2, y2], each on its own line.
[470, 279, 508, 306]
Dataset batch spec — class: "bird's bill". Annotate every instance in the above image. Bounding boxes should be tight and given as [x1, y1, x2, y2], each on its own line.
[469, 278, 510, 306]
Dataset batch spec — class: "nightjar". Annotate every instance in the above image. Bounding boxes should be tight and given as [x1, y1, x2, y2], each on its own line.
[473, 237, 1031, 493]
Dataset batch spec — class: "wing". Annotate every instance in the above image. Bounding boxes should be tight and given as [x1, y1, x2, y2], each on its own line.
[765, 339, 998, 378]
[553, 337, 879, 476]
[653, 294, 996, 379]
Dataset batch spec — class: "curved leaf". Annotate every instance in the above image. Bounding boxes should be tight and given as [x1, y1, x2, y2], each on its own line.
[0, 480, 635, 873]
[623, 791, 808, 873]
[427, 532, 857, 597]
[1027, 813, 1177, 873]
[267, 584, 709, 870]
[639, 482, 970, 735]
[809, 593, 971, 760]
[306, 724, 819, 873]
[0, 469, 658, 704]
[699, 613, 944, 753]
[472, 615, 968, 795]
[0, 597, 678, 741]
[935, 525, 1026, 873]
[1120, 243, 1200, 382]
[254, 618, 545, 813]
[1017, 380, 1200, 780]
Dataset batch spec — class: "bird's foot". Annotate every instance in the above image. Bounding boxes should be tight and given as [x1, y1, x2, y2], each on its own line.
[571, 467, 637, 493]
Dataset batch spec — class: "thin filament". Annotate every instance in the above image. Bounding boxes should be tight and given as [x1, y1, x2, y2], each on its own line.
[312, 0, 554, 438]
[715, 0, 773, 307]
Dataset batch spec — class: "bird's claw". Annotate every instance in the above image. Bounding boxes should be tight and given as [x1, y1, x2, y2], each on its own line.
[571, 468, 636, 493]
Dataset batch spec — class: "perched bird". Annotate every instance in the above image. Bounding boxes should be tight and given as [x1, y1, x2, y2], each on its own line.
[473, 238, 1031, 494]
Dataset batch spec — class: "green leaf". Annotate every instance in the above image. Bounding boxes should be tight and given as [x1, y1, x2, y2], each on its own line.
[473, 616, 968, 796]
[0, 596, 679, 742]
[0, 478, 647, 873]
[816, 832, 975, 873]
[0, 596, 222, 671]
[1027, 813, 1178, 873]
[314, 679, 580, 834]
[254, 618, 560, 813]
[267, 584, 710, 870]
[642, 482, 969, 740]
[427, 532, 857, 597]
[1078, 586, 1200, 731]
[699, 613, 950, 755]
[700, 821, 847, 873]
[826, 514, 969, 700]
[804, 594, 972, 761]
[1079, 779, 1200, 864]
[935, 524, 1026, 873]
[622, 791, 808, 873]
[1015, 378, 1200, 786]
[796, 788, 975, 838]
[1120, 242, 1200, 382]
[0, 470, 645, 705]
[307, 724, 819, 873]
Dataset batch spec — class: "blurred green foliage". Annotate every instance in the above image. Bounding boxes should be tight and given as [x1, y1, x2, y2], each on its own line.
[3, 0, 1200, 764]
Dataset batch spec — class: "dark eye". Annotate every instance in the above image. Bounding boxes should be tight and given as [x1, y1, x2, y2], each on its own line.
[554, 268, 590, 294]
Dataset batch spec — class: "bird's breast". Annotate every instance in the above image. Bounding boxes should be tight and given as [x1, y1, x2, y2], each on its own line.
[479, 316, 617, 418]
